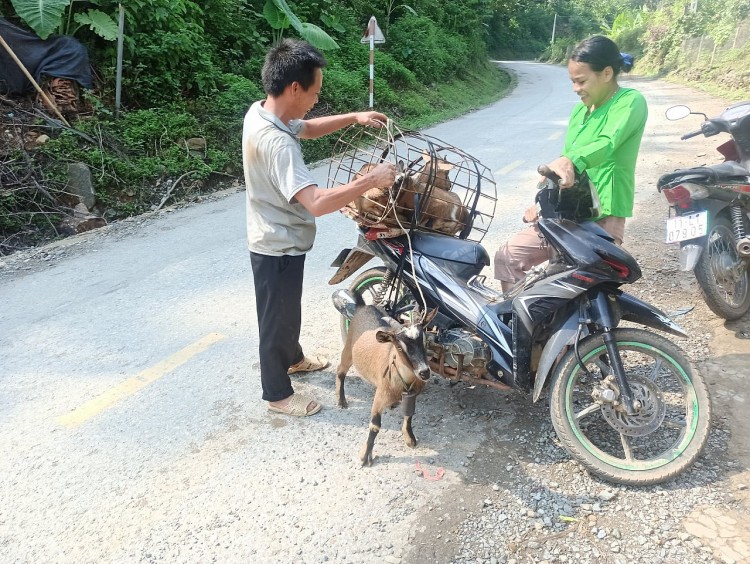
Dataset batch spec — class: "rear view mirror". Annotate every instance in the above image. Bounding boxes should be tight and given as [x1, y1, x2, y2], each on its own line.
[665, 105, 691, 121]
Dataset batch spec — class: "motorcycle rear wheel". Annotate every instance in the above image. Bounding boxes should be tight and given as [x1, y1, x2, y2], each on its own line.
[549, 328, 711, 486]
[694, 215, 750, 320]
[340, 267, 415, 342]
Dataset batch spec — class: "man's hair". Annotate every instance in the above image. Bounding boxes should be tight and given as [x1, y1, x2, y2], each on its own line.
[262, 39, 327, 97]
[570, 35, 629, 76]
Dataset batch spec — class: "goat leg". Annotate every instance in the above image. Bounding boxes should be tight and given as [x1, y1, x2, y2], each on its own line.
[401, 415, 417, 447]
[360, 411, 382, 466]
[335, 346, 353, 408]
[335, 369, 349, 408]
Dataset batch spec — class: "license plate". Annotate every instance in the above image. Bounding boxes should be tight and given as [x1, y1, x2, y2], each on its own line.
[665, 211, 708, 243]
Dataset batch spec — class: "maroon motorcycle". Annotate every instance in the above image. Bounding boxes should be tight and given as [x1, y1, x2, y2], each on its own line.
[658, 101, 750, 319]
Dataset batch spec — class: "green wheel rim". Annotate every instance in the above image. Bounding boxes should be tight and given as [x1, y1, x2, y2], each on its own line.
[564, 341, 700, 471]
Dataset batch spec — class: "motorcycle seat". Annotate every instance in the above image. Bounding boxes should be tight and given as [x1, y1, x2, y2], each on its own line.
[658, 161, 750, 187]
[411, 231, 490, 267]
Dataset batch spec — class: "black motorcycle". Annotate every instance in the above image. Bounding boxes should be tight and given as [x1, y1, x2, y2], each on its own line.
[658, 101, 750, 319]
[330, 162, 711, 486]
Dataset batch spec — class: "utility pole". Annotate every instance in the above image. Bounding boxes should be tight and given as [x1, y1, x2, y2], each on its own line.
[551, 13, 558, 45]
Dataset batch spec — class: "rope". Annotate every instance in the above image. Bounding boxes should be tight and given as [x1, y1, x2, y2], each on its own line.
[381, 119, 429, 325]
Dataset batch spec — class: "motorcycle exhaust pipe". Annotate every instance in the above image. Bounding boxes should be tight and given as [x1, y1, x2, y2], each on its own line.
[332, 289, 358, 320]
[737, 237, 750, 258]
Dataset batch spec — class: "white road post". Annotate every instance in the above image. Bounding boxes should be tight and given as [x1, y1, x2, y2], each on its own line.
[360, 16, 385, 109]
[369, 18, 374, 109]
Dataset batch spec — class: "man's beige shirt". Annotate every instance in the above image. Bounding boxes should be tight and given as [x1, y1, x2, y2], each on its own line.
[242, 101, 317, 256]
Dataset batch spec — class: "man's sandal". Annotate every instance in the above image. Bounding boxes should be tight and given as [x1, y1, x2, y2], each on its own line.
[268, 394, 322, 417]
[288, 355, 329, 375]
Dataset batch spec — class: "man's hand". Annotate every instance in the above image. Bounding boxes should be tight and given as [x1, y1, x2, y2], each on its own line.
[546, 156, 576, 189]
[355, 111, 388, 128]
[363, 162, 397, 189]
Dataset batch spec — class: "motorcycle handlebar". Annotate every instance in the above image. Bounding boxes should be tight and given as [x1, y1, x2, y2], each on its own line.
[537, 164, 561, 183]
[681, 130, 703, 140]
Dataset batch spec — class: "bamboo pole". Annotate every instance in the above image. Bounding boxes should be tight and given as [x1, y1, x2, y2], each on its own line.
[0, 30, 71, 127]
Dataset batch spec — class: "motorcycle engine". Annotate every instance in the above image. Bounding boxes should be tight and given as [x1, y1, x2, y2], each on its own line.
[427, 329, 491, 376]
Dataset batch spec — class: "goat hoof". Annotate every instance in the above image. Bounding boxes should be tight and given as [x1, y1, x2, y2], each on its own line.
[405, 437, 417, 448]
[359, 446, 373, 466]
[337, 399, 348, 409]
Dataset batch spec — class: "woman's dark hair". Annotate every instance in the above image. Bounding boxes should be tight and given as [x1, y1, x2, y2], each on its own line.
[262, 39, 327, 97]
[570, 35, 632, 75]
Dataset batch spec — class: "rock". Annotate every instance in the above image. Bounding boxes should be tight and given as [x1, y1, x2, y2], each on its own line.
[185, 137, 206, 151]
[66, 162, 96, 209]
[57, 204, 107, 235]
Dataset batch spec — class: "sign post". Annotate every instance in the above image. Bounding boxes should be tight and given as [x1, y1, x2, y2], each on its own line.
[360, 16, 385, 109]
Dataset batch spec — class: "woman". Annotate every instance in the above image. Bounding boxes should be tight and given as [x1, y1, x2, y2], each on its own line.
[494, 36, 648, 292]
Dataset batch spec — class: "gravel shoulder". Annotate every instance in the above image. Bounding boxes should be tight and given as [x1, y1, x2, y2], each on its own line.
[402, 77, 750, 564]
[1, 74, 749, 564]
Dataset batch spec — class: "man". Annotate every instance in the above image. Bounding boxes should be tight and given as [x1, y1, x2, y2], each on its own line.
[243, 39, 396, 417]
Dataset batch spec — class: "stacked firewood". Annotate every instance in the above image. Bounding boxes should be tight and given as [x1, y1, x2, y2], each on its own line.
[39, 76, 80, 116]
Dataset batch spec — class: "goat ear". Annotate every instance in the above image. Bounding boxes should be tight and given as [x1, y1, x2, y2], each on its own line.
[436, 159, 454, 172]
[421, 151, 431, 163]
[375, 330, 394, 343]
[422, 307, 439, 325]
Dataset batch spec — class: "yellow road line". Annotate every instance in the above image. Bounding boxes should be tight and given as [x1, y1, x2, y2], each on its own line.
[495, 160, 524, 176]
[548, 131, 563, 141]
[57, 332, 226, 428]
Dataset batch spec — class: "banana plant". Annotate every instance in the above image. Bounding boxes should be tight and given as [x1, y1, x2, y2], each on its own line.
[262, 0, 339, 49]
[10, 0, 118, 40]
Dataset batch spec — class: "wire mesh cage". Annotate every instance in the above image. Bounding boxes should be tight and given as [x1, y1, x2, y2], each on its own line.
[327, 121, 497, 242]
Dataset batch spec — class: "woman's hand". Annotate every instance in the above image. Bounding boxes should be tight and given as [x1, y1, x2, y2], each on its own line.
[522, 205, 539, 223]
[546, 156, 576, 188]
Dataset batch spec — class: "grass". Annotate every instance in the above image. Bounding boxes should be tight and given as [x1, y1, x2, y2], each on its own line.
[400, 64, 514, 130]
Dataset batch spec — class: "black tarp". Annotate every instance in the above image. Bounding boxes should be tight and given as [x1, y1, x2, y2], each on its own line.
[0, 17, 93, 95]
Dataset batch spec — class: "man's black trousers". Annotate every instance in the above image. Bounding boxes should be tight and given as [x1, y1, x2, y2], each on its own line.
[250, 252, 306, 402]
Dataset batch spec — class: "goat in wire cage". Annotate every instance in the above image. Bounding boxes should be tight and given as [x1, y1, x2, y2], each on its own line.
[328, 120, 497, 242]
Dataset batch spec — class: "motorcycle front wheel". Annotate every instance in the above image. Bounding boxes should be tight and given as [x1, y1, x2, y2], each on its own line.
[340, 267, 415, 342]
[694, 215, 750, 319]
[549, 328, 711, 486]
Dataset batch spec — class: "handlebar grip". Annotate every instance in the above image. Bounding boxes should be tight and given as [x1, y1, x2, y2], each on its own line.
[537, 164, 561, 182]
[681, 130, 703, 140]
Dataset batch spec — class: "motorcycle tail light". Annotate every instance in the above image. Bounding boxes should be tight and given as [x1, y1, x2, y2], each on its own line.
[661, 182, 709, 208]
[684, 183, 710, 200]
[603, 258, 630, 279]
[728, 184, 750, 194]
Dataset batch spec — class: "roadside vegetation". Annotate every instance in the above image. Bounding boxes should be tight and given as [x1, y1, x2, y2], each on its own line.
[0, 0, 748, 253]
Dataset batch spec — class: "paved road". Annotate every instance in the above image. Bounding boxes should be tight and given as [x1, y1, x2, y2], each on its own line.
[0, 60, 577, 454]
[2, 63, 742, 564]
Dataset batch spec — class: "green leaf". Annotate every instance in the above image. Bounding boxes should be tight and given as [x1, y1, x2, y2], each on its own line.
[299, 22, 339, 50]
[10, 0, 69, 39]
[321, 13, 346, 33]
[401, 5, 418, 16]
[263, 0, 289, 31]
[74, 10, 119, 41]
[270, 0, 303, 33]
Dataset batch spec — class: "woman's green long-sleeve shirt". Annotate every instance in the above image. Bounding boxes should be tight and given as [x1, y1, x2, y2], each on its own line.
[563, 87, 648, 218]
